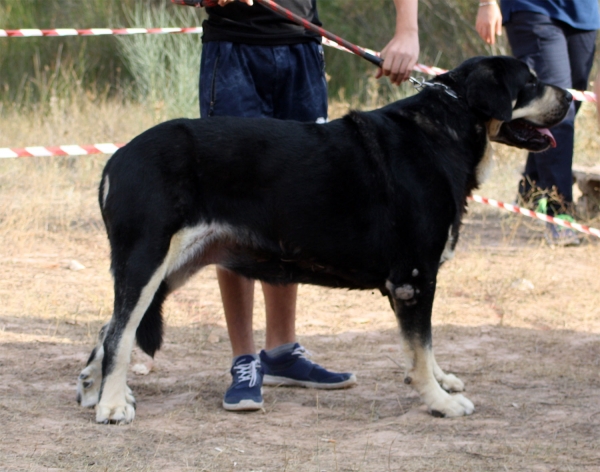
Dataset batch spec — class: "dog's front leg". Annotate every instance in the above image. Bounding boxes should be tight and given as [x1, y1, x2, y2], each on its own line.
[386, 275, 473, 417]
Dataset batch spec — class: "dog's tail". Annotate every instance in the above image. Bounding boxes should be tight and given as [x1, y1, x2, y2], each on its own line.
[135, 281, 168, 357]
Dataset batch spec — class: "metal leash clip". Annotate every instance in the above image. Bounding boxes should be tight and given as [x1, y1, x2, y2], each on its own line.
[409, 77, 458, 99]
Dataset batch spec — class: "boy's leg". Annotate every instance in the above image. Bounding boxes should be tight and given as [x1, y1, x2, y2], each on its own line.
[200, 42, 275, 410]
[263, 282, 297, 350]
[257, 43, 355, 389]
[217, 267, 256, 357]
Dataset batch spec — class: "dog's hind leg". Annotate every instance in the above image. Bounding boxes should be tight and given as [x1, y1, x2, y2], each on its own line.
[78, 232, 179, 423]
[94, 240, 173, 424]
[77, 324, 109, 408]
[77, 280, 169, 410]
[387, 272, 473, 417]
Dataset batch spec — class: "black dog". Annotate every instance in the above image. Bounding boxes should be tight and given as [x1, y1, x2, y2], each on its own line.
[77, 56, 571, 423]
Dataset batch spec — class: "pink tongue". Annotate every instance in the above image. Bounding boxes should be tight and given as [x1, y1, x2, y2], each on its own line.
[537, 128, 556, 148]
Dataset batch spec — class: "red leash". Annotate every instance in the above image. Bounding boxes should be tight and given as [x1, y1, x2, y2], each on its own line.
[172, 0, 384, 67]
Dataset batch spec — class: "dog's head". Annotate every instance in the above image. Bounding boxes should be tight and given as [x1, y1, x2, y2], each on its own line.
[446, 56, 572, 152]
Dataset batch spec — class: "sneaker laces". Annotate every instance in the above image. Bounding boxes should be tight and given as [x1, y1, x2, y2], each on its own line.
[291, 345, 315, 364]
[233, 359, 261, 387]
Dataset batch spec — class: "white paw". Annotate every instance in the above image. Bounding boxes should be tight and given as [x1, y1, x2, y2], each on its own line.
[96, 390, 136, 424]
[429, 393, 474, 418]
[76, 364, 102, 408]
[125, 386, 135, 405]
[438, 373, 465, 393]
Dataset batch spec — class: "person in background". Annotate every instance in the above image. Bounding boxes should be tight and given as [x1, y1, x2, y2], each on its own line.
[476, 0, 599, 246]
[200, 0, 419, 411]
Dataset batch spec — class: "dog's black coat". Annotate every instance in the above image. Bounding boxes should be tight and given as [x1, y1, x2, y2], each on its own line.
[79, 56, 571, 423]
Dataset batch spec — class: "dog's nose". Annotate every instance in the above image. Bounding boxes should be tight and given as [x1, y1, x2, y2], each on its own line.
[563, 90, 573, 104]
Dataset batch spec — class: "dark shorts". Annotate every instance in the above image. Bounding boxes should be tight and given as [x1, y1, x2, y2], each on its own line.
[200, 41, 328, 122]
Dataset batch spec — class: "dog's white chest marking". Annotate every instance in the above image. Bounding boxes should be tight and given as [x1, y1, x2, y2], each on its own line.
[476, 140, 495, 186]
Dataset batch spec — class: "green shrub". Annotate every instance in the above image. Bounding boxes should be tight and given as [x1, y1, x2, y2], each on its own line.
[116, 1, 203, 119]
[0, 0, 128, 107]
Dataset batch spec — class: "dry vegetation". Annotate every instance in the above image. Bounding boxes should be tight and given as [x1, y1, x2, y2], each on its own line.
[1, 96, 600, 471]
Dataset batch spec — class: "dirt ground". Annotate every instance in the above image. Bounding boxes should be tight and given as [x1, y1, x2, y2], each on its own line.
[1, 211, 600, 472]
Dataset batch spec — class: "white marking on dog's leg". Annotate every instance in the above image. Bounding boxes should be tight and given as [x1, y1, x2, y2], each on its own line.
[102, 175, 110, 209]
[394, 284, 415, 300]
[402, 337, 473, 417]
[386, 280, 417, 307]
[94, 221, 252, 424]
[96, 261, 170, 424]
[164, 221, 244, 277]
[77, 345, 104, 407]
[77, 324, 109, 407]
[432, 351, 465, 393]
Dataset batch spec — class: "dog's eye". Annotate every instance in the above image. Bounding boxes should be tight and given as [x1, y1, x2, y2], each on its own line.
[527, 77, 537, 86]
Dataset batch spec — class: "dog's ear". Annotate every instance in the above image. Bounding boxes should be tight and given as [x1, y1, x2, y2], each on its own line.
[465, 67, 513, 122]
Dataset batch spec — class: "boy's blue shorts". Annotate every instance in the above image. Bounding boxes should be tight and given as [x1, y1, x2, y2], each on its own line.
[200, 41, 328, 123]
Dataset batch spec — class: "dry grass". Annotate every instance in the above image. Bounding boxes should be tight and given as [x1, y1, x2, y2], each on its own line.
[1, 96, 600, 471]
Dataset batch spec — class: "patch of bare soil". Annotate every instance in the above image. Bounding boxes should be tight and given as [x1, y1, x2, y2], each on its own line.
[1, 214, 600, 471]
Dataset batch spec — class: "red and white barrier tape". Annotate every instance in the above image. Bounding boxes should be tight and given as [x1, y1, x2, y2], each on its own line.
[468, 194, 600, 239]
[1, 26, 595, 102]
[0, 143, 124, 158]
[567, 90, 598, 103]
[0, 27, 203, 37]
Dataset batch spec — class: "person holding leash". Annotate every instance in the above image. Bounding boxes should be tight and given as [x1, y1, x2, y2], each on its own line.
[199, 0, 419, 411]
[476, 0, 599, 246]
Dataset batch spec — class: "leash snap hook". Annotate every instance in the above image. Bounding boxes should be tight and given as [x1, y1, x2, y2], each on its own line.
[409, 76, 428, 91]
[435, 83, 459, 99]
[409, 76, 458, 99]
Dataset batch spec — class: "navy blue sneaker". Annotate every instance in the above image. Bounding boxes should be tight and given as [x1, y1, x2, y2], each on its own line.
[223, 355, 264, 411]
[544, 214, 581, 247]
[260, 343, 356, 389]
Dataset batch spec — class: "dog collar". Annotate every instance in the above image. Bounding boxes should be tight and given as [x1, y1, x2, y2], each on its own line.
[409, 77, 458, 99]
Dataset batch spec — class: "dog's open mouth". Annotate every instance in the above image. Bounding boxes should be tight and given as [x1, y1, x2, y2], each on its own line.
[495, 119, 557, 151]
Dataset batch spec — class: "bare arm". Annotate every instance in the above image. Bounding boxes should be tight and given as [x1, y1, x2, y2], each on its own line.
[475, 1, 503, 44]
[218, 0, 418, 85]
[376, 0, 419, 85]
